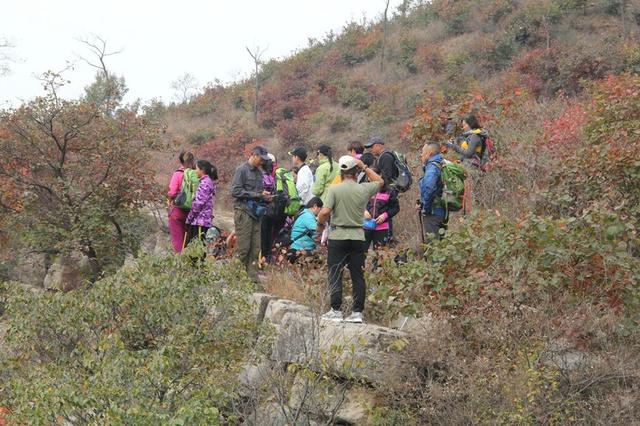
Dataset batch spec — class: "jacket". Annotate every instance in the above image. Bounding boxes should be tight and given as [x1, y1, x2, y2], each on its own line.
[231, 162, 265, 211]
[296, 164, 314, 205]
[419, 154, 445, 217]
[312, 159, 340, 202]
[290, 209, 318, 251]
[453, 129, 488, 164]
[167, 167, 184, 199]
[365, 189, 400, 231]
[186, 175, 216, 227]
[377, 150, 399, 185]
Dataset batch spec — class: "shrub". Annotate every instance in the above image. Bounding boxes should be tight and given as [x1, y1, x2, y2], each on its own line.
[543, 73, 640, 236]
[187, 128, 216, 146]
[367, 213, 640, 324]
[0, 250, 262, 424]
[329, 115, 351, 133]
[396, 38, 418, 74]
[336, 85, 372, 110]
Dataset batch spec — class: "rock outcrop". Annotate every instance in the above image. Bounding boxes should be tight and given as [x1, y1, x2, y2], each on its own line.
[241, 294, 417, 425]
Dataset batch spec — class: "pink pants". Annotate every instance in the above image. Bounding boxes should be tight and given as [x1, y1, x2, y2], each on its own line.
[169, 206, 189, 253]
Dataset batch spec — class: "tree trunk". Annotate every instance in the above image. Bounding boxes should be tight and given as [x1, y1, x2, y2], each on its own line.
[380, 0, 391, 74]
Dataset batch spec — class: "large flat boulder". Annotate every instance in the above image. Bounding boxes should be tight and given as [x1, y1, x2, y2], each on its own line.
[269, 306, 411, 384]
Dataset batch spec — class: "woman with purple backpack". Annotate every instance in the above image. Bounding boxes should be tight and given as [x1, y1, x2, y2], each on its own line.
[185, 160, 218, 245]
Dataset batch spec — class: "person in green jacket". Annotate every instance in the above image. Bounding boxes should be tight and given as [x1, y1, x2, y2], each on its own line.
[312, 145, 340, 203]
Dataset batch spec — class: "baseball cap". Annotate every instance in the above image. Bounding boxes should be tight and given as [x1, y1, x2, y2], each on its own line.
[288, 146, 307, 161]
[251, 145, 270, 161]
[364, 135, 385, 148]
[338, 155, 357, 171]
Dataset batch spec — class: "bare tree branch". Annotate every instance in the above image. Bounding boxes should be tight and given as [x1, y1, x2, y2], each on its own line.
[246, 45, 268, 123]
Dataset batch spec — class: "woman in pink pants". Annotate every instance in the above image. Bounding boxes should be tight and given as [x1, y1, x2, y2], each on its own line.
[167, 151, 195, 252]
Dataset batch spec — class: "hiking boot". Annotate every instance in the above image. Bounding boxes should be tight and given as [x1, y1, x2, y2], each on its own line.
[321, 309, 343, 322]
[344, 312, 363, 323]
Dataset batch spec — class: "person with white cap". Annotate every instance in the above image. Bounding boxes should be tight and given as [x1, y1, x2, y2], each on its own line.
[316, 155, 384, 323]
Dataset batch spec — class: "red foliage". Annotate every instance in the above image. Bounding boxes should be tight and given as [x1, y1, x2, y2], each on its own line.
[197, 133, 261, 184]
[542, 102, 587, 151]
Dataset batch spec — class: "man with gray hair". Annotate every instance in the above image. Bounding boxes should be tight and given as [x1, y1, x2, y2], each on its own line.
[316, 155, 384, 323]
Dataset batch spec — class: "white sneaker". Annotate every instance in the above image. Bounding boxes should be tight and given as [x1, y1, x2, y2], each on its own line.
[322, 309, 343, 322]
[344, 312, 363, 323]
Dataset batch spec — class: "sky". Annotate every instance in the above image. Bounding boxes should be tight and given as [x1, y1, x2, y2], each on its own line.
[0, 0, 403, 108]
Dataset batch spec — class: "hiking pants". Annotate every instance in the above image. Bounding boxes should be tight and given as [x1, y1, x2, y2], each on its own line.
[186, 225, 210, 246]
[234, 208, 262, 283]
[168, 206, 188, 253]
[421, 214, 446, 242]
[327, 239, 366, 313]
[364, 229, 390, 251]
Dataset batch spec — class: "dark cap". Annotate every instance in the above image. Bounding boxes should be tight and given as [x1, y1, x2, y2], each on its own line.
[288, 146, 307, 162]
[251, 145, 270, 161]
[364, 135, 385, 148]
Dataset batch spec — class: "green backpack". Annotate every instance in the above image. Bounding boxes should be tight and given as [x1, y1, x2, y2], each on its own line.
[173, 168, 200, 210]
[275, 167, 302, 216]
[435, 161, 466, 212]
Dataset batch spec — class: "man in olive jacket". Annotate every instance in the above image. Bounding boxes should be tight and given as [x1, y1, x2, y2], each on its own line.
[231, 146, 272, 283]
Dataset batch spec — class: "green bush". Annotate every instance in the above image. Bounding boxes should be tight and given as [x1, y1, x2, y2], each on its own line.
[187, 128, 216, 146]
[367, 213, 640, 325]
[337, 85, 371, 110]
[0, 248, 263, 424]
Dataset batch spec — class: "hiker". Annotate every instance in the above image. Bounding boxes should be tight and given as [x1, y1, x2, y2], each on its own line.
[365, 136, 398, 186]
[291, 166, 300, 183]
[261, 153, 280, 263]
[347, 140, 364, 159]
[231, 145, 272, 283]
[289, 146, 314, 205]
[317, 155, 384, 323]
[287, 196, 324, 262]
[312, 145, 340, 203]
[358, 153, 376, 183]
[363, 170, 399, 251]
[364, 135, 404, 240]
[167, 151, 196, 253]
[445, 113, 489, 168]
[185, 160, 218, 245]
[332, 141, 368, 186]
[418, 142, 447, 241]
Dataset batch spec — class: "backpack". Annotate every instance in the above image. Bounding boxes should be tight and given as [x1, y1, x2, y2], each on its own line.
[387, 151, 413, 193]
[434, 161, 466, 212]
[173, 168, 200, 210]
[275, 168, 302, 216]
[480, 135, 497, 172]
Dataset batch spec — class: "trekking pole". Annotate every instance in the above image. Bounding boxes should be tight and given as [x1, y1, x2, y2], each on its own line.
[418, 210, 425, 245]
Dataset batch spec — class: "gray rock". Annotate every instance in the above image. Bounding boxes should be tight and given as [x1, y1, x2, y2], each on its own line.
[8, 251, 48, 287]
[271, 308, 411, 384]
[264, 299, 313, 325]
[251, 293, 277, 324]
[43, 252, 94, 291]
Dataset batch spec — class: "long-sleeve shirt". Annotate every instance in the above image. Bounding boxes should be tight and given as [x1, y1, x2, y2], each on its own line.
[312, 159, 340, 203]
[290, 209, 318, 251]
[186, 175, 216, 227]
[419, 154, 445, 217]
[231, 162, 264, 210]
[167, 167, 184, 199]
[377, 150, 399, 185]
[296, 164, 314, 205]
[365, 189, 400, 231]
